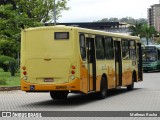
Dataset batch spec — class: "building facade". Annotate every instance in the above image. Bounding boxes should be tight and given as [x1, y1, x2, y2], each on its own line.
[148, 4, 160, 32]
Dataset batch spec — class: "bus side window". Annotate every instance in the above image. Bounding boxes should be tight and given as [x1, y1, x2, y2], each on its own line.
[122, 39, 129, 60]
[95, 36, 105, 60]
[129, 40, 136, 60]
[104, 37, 114, 59]
[79, 34, 86, 61]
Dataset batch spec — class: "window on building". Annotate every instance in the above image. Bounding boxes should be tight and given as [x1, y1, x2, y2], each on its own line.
[104, 37, 114, 59]
[95, 36, 105, 60]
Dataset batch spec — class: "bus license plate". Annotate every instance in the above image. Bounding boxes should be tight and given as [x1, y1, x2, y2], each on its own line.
[44, 78, 54, 82]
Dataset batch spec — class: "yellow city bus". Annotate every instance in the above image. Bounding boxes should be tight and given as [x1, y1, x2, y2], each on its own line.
[21, 25, 143, 99]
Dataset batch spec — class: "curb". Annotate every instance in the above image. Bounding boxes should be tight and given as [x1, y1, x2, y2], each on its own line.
[0, 86, 20, 91]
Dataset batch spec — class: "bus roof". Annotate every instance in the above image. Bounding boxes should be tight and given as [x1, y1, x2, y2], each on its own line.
[22, 25, 141, 42]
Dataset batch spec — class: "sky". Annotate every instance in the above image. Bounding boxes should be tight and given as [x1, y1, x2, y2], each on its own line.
[58, 0, 160, 22]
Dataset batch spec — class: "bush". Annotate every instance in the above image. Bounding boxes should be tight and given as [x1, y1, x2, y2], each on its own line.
[9, 60, 18, 76]
[0, 79, 7, 85]
[0, 55, 17, 73]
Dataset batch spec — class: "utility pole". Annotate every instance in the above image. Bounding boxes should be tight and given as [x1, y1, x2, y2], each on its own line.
[54, 0, 56, 25]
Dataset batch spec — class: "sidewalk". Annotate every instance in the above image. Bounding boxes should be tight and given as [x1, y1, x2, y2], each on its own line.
[0, 86, 20, 91]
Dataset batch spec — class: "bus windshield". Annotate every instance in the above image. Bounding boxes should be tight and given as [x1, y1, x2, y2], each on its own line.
[143, 50, 157, 62]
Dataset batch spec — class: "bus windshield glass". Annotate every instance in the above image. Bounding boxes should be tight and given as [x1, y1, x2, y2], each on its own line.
[143, 49, 157, 62]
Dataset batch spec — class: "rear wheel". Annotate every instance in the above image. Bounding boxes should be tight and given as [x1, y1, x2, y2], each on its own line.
[50, 91, 68, 100]
[98, 77, 107, 99]
[127, 73, 135, 90]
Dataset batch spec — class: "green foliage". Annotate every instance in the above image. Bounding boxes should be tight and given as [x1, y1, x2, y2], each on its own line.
[0, 68, 20, 86]
[9, 60, 18, 76]
[0, 78, 7, 85]
[0, 55, 16, 72]
[141, 24, 157, 45]
[0, 4, 22, 58]
[129, 23, 157, 45]
[18, 0, 69, 23]
[95, 17, 147, 24]
[0, 0, 69, 58]
[128, 23, 142, 37]
[0, 39, 18, 58]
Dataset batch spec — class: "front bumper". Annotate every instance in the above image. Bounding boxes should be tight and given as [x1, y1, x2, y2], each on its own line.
[143, 66, 157, 71]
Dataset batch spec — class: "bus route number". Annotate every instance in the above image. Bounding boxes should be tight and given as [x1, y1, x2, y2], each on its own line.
[55, 86, 67, 89]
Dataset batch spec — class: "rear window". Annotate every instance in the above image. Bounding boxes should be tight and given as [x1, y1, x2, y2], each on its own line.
[54, 32, 69, 40]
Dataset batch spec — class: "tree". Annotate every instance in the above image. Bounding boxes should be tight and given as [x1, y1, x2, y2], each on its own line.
[95, 18, 109, 22]
[108, 17, 118, 22]
[95, 17, 147, 25]
[128, 23, 142, 37]
[0, 0, 70, 58]
[0, 0, 17, 10]
[128, 23, 157, 45]
[0, 4, 21, 58]
[141, 24, 157, 45]
[18, 0, 69, 23]
[0, 39, 18, 58]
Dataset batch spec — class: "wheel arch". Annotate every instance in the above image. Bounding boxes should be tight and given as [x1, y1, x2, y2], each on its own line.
[101, 73, 108, 87]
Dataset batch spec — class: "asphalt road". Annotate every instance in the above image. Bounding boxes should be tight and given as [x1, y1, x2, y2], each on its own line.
[0, 71, 160, 119]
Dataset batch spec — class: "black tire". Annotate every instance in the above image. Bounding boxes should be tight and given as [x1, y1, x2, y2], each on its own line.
[127, 74, 135, 90]
[98, 77, 107, 99]
[50, 91, 68, 100]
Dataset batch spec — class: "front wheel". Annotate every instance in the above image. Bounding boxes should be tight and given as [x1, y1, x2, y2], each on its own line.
[50, 91, 68, 100]
[98, 77, 107, 99]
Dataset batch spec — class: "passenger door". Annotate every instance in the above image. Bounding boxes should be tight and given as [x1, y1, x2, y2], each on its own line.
[86, 38, 96, 91]
[137, 43, 143, 81]
[114, 41, 122, 86]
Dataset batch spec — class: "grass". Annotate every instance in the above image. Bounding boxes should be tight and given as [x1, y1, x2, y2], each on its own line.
[0, 69, 20, 87]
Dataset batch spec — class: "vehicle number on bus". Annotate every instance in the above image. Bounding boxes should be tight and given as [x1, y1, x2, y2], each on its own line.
[55, 86, 67, 89]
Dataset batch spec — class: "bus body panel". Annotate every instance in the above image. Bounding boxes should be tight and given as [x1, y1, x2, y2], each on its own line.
[21, 27, 78, 86]
[21, 26, 143, 94]
[26, 58, 71, 84]
[122, 60, 133, 85]
[95, 60, 115, 89]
